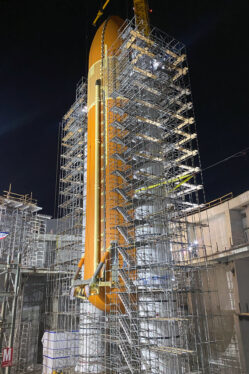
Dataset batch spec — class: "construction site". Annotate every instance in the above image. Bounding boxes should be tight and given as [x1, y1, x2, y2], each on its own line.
[0, 1, 248, 374]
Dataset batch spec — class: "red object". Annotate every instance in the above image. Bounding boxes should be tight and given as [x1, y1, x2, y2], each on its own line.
[1, 348, 13, 367]
[149, 9, 152, 13]
[0, 232, 9, 240]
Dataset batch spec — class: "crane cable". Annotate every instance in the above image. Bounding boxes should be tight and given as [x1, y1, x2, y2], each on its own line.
[202, 146, 249, 173]
[135, 146, 249, 194]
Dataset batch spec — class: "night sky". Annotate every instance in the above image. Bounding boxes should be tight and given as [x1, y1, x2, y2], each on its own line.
[0, 0, 248, 216]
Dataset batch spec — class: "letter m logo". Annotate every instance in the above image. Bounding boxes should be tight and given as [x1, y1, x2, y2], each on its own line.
[2, 347, 13, 367]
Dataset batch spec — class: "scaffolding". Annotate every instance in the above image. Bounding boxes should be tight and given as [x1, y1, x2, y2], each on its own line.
[100, 18, 210, 374]
[0, 189, 50, 373]
[44, 79, 88, 373]
[44, 17, 243, 374]
[84, 17, 242, 374]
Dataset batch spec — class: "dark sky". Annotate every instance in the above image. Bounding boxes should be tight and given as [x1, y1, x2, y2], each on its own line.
[0, 0, 248, 216]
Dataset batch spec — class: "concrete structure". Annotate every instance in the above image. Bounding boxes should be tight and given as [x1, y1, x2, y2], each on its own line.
[189, 191, 249, 372]
[189, 191, 249, 259]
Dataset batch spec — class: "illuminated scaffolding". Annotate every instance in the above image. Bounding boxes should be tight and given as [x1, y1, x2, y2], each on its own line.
[0, 189, 49, 373]
[103, 18, 244, 374]
[101, 18, 210, 374]
[44, 17, 243, 374]
[44, 78, 88, 373]
[87, 17, 242, 374]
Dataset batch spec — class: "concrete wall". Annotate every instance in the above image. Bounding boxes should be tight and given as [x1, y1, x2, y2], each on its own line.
[239, 319, 249, 372]
[230, 210, 246, 246]
[234, 258, 249, 372]
[189, 191, 249, 257]
[235, 258, 249, 314]
[188, 192, 249, 371]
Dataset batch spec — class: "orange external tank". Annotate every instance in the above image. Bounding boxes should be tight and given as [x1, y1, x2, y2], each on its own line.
[84, 16, 130, 312]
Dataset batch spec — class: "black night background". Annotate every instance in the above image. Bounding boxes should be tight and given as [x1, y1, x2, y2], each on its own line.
[0, 0, 248, 216]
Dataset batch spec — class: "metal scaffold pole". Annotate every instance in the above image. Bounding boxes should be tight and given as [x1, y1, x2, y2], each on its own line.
[0, 190, 49, 373]
[6, 253, 21, 374]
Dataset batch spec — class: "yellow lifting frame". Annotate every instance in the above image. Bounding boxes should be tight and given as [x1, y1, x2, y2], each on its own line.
[135, 174, 194, 193]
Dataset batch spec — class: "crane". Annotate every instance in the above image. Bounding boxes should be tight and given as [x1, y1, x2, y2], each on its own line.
[93, 0, 150, 35]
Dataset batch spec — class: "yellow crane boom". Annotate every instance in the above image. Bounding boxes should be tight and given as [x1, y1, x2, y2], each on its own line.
[92, 0, 111, 27]
[93, 0, 150, 35]
[133, 0, 150, 35]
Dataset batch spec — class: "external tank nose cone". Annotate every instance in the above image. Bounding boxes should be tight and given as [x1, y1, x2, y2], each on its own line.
[88, 16, 124, 68]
